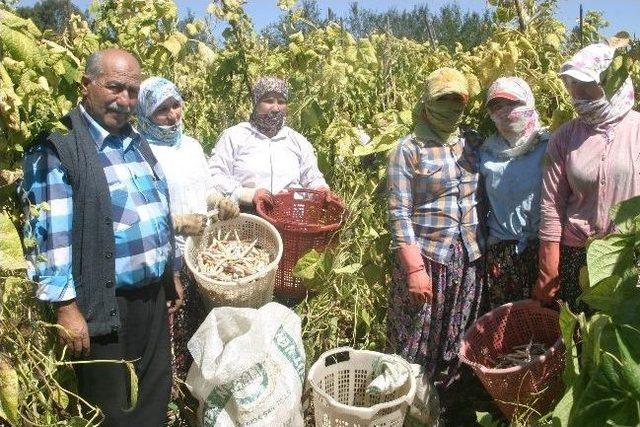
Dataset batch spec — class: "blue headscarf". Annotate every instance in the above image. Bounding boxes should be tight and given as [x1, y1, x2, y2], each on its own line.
[137, 77, 184, 146]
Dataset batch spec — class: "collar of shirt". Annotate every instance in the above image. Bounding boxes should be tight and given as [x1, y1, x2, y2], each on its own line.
[78, 103, 139, 151]
[239, 121, 289, 141]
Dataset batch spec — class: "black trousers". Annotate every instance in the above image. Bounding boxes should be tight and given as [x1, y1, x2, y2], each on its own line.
[75, 283, 172, 427]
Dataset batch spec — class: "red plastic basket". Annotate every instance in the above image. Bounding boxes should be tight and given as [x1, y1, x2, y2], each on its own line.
[256, 188, 345, 302]
[459, 300, 565, 423]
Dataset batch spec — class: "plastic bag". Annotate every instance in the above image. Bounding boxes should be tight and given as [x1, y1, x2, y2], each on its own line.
[185, 302, 305, 426]
[404, 364, 441, 426]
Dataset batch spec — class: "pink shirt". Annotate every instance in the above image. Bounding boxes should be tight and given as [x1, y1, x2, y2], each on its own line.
[539, 110, 640, 247]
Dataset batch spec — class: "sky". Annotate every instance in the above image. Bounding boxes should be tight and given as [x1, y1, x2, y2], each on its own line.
[15, 0, 640, 37]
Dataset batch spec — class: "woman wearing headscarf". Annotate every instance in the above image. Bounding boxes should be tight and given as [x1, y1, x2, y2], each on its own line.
[137, 77, 239, 380]
[479, 77, 549, 308]
[208, 76, 339, 209]
[386, 68, 484, 398]
[534, 43, 639, 310]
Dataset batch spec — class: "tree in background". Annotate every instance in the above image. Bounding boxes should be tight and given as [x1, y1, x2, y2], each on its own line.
[261, 0, 323, 46]
[262, 0, 493, 51]
[16, 0, 83, 34]
[568, 10, 609, 49]
[177, 8, 215, 44]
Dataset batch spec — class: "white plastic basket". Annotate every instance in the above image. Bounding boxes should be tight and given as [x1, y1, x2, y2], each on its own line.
[184, 213, 283, 309]
[308, 347, 417, 427]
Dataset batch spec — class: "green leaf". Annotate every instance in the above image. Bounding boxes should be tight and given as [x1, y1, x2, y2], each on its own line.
[609, 195, 640, 233]
[0, 359, 20, 426]
[359, 307, 371, 327]
[333, 263, 362, 275]
[559, 304, 580, 385]
[586, 233, 635, 286]
[475, 411, 505, 427]
[398, 109, 413, 126]
[580, 276, 623, 313]
[552, 386, 575, 427]
[614, 326, 640, 400]
[362, 263, 384, 286]
[293, 249, 323, 280]
[300, 99, 324, 130]
[580, 313, 611, 375]
[570, 353, 627, 426]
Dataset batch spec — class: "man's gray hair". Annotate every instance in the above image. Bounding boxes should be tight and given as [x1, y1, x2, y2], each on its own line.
[84, 50, 105, 80]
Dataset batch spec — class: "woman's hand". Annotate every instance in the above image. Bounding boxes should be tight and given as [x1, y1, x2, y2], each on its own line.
[253, 188, 274, 209]
[217, 198, 240, 220]
[407, 268, 433, 306]
[172, 213, 207, 236]
[167, 274, 184, 315]
[317, 186, 345, 209]
[532, 240, 561, 303]
[397, 244, 432, 306]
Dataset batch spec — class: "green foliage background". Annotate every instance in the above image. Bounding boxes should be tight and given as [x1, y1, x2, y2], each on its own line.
[1, 0, 640, 425]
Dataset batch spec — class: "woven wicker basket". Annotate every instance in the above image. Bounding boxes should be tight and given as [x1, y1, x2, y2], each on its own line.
[184, 213, 283, 309]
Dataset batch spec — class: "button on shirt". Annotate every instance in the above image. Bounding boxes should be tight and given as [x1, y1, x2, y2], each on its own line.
[208, 122, 327, 199]
[20, 105, 175, 302]
[479, 137, 548, 252]
[387, 133, 482, 263]
[540, 110, 640, 247]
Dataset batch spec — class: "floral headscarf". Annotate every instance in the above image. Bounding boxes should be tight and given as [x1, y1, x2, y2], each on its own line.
[249, 76, 289, 137]
[483, 77, 546, 159]
[559, 43, 635, 134]
[413, 67, 469, 145]
[137, 77, 184, 146]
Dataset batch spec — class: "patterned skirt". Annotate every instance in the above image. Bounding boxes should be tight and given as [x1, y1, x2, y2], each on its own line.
[485, 240, 539, 310]
[558, 245, 589, 313]
[169, 267, 208, 382]
[386, 239, 484, 390]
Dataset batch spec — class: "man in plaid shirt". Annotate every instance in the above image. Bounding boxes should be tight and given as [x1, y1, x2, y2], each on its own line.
[20, 49, 181, 426]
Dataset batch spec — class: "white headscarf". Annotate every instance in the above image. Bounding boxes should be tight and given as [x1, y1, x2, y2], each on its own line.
[483, 77, 546, 159]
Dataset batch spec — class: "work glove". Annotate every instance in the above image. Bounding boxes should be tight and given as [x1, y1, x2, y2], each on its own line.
[206, 193, 240, 220]
[253, 188, 274, 209]
[172, 213, 207, 236]
[317, 186, 345, 209]
[397, 244, 432, 305]
[533, 240, 561, 303]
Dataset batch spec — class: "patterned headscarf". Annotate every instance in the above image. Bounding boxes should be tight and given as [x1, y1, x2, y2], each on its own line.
[413, 67, 469, 145]
[137, 77, 184, 146]
[251, 76, 289, 106]
[559, 43, 635, 134]
[249, 76, 289, 137]
[483, 77, 546, 159]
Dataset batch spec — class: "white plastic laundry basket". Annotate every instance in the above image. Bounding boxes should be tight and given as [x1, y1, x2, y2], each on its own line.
[308, 347, 416, 427]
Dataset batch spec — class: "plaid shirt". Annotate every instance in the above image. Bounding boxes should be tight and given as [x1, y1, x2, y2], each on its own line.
[21, 105, 178, 302]
[387, 133, 482, 263]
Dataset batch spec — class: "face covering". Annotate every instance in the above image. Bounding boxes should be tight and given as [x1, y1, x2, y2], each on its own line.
[427, 98, 465, 132]
[572, 97, 611, 128]
[490, 104, 534, 146]
[250, 109, 285, 137]
[413, 67, 469, 145]
[560, 43, 635, 133]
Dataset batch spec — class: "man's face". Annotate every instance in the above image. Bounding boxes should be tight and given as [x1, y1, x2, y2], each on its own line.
[81, 53, 141, 134]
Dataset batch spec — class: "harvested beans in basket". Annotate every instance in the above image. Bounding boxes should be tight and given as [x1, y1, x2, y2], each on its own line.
[196, 229, 272, 281]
